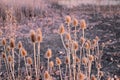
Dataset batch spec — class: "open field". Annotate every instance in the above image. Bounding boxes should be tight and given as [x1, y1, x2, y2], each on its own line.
[0, 0, 120, 80]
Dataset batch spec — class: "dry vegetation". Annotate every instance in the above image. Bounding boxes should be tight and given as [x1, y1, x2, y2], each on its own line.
[0, 0, 120, 80]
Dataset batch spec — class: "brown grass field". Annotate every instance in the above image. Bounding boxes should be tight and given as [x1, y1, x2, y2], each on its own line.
[0, 0, 120, 80]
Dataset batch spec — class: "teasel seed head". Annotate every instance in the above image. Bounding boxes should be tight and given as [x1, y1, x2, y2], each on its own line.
[97, 63, 102, 69]
[27, 57, 33, 65]
[107, 77, 111, 80]
[56, 57, 62, 66]
[99, 71, 104, 77]
[73, 41, 78, 51]
[21, 48, 27, 57]
[76, 56, 80, 63]
[91, 75, 97, 80]
[59, 24, 65, 35]
[80, 37, 85, 44]
[18, 41, 22, 49]
[95, 36, 100, 41]
[85, 42, 90, 49]
[87, 40, 91, 48]
[65, 16, 71, 24]
[7, 46, 11, 52]
[10, 38, 15, 49]
[88, 55, 94, 62]
[80, 19, 86, 30]
[2, 37, 6, 46]
[65, 32, 71, 40]
[73, 18, 78, 27]
[45, 49, 52, 59]
[65, 56, 70, 64]
[8, 55, 13, 63]
[37, 28, 42, 42]
[49, 61, 54, 68]
[78, 72, 85, 80]
[2, 52, 6, 59]
[44, 71, 50, 79]
[93, 39, 97, 46]
[65, 43, 69, 48]
[82, 57, 88, 65]
[30, 30, 36, 43]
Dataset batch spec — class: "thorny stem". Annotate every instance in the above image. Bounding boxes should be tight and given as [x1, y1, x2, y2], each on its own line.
[12, 48, 15, 79]
[24, 57, 28, 76]
[60, 34, 67, 51]
[59, 65, 62, 80]
[10, 63, 15, 80]
[47, 58, 49, 72]
[37, 42, 40, 77]
[18, 49, 21, 79]
[33, 43, 37, 78]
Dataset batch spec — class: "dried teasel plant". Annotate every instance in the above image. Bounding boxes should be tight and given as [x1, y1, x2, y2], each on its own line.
[45, 49, 52, 71]
[10, 38, 15, 79]
[21, 48, 28, 76]
[44, 71, 50, 80]
[27, 57, 33, 77]
[49, 61, 54, 73]
[80, 19, 86, 38]
[77, 72, 85, 80]
[56, 57, 62, 80]
[65, 16, 71, 25]
[36, 28, 42, 78]
[8, 55, 15, 80]
[30, 29, 37, 78]
[17, 41, 22, 78]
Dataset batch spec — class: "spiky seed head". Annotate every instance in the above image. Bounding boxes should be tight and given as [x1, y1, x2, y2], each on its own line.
[87, 40, 91, 48]
[65, 56, 70, 64]
[0, 29, 3, 36]
[37, 28, 42, 42]
[45, 49, 52, 59]
[88, 55, 94, 62]
[97, 63, 102, 69]
[80, 19, 86, 30]
[85, 42, 90, 49]
[18, 41, 22, 49]
[99, 71, 103, 77]
[21, 48, 27, 57]
[2, 37, 6, 46]
[49, 61, 54, 68]
[44, 71, 50, 79]
[56, 57, 62, 66]
[2, 52, 6, 59]
[65, 43, 69, 48]
[80, 37, 85, 44]
[73, 41, 78, 51]
[73, 18, 78, 27]
[7, 46, 10, 52]
[65, 16, 71, 24]
[78, 72, 85, 80]
[8, 55, 13, 63]
[65, 33, 71, 40]
[95, 36, 99, 41]
[30, 30, 36, 43]
[76, 56, 80, 63]
[59, 24, 65, 35]
[82, 57, 88, 65]
[10, 38, 15, 49]
[107, 77, 111, 80]
[27, 57, 33, 65]
[91, 75, 97, 80]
